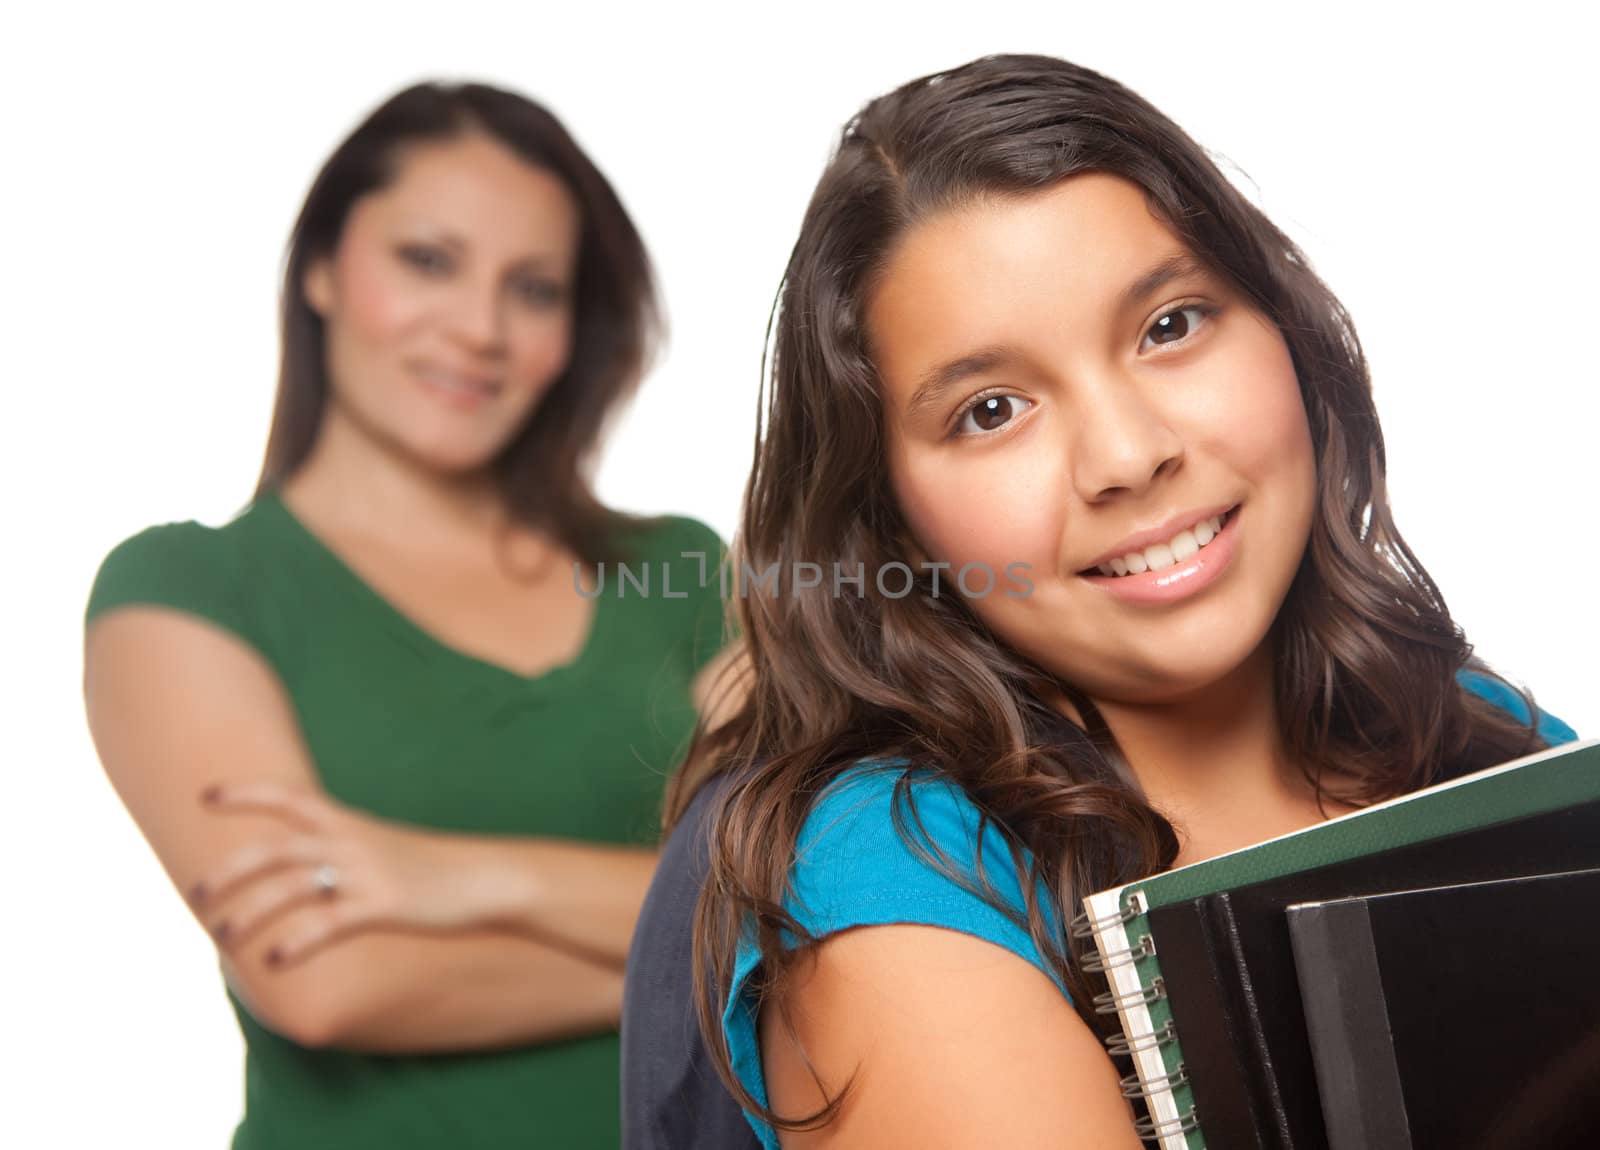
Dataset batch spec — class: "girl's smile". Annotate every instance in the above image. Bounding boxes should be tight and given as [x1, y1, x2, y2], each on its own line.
[1076, 503, 1242, 606]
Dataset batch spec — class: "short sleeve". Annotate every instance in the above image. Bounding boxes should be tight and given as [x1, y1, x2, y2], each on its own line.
[721, 763, 1067, 1149]
[662, 516, 738, 674]
[1456, 668, 1579, 746]
[85, 522, 250, 641]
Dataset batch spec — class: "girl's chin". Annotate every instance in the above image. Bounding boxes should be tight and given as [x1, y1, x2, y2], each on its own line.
[1041, 636, 1274, 708]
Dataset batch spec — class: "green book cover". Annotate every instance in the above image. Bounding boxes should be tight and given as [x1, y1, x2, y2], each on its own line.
[1077, 736, 1600, 1149]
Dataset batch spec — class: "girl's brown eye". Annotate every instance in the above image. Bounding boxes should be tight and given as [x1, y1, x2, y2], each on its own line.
[1142, 303, 1215, 350]
[953, 394, 1033, 438]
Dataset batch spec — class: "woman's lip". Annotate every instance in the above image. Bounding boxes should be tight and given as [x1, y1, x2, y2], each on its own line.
[1077, 506, 1241, 605]
[413, 364, 501, 409]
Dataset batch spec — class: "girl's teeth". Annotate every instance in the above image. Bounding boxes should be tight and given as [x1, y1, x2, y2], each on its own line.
[1097, 513, 1227, 578]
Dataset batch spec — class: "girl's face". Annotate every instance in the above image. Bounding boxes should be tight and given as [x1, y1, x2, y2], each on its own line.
[871, 172, 1317, 705]
[304, 131, 580, 474]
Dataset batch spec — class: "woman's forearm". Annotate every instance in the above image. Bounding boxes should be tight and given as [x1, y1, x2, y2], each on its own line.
[203, 813, 658, 1050]
[222, 833, 657, 1052]
[456, 837, 659, 966]
[226, 926, 624, 1054]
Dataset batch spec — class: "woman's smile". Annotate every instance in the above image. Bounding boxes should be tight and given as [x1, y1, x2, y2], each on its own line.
[412, 360, 504, 410]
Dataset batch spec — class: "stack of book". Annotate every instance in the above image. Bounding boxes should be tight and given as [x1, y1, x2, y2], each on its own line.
[1076, 737, 1600, 1149]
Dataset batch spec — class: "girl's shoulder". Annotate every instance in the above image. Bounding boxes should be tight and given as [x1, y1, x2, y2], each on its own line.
[724, 758, 1070, 1148]
[1456, 668, 1578, 746]
[781, 758, 1068, 991]
[798, 668, 1576, 882]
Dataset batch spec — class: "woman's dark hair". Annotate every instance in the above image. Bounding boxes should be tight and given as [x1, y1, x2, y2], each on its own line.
[670, 53, 1555, 1132]
[254, 80, 661, 564]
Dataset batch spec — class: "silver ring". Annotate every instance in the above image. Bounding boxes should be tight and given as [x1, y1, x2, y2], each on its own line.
[312, 863, 340, 896]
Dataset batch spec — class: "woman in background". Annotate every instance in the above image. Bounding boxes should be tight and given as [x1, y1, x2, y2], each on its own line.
[621, 54, 1577, 1148]
[84, 81, 730, 1148]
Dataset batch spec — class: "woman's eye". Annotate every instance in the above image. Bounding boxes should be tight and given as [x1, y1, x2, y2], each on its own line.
[1141, 303, 1215, 351]
[952, 393, 1033, 438]
[514, 278, 566, 308]
[399, 244, 451, 275]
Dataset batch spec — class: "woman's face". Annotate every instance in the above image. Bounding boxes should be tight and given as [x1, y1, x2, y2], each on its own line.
[872, 172, 1317, 705]
[304, 131, 580, 474]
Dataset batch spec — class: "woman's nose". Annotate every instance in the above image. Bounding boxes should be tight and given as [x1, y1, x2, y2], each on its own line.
[444, 279, 508, 355]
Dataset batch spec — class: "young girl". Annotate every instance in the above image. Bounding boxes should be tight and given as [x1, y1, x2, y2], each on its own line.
[622, 53, 1577, 1148]
[84, 82, 730, 1147]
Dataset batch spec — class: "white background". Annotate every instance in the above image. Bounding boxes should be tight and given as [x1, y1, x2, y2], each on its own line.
[8, 1, 1596, 1144]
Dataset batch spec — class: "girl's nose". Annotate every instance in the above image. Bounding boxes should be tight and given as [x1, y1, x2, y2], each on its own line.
[1070, 373, 1185, 502]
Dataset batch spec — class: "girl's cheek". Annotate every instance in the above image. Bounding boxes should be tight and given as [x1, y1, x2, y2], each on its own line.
[1239, 372, 1311, 479]
[1179, 325, 1309, 479]
[899, 455, 1061, 575]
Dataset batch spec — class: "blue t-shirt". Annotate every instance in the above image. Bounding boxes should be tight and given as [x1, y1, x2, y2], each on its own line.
[721, 670, 1577, 1148]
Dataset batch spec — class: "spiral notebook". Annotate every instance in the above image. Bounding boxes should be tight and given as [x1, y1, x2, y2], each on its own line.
[1073, 736, 1600, 1148]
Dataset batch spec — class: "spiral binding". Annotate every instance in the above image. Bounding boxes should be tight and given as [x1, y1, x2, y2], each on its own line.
[1068, 890, 1145, 939]
[1081, 931, 1156, 972]
[1077, 889, 1199, 1143]
[1120, 1060, 1188, 1099]
[1091, 975, 1167, 1014]
[1107, 1016, 1176, 1057]
[1134, 1107, 1203, 1140]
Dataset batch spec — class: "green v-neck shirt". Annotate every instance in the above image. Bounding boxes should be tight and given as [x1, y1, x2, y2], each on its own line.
[85, 489, 731, 1149]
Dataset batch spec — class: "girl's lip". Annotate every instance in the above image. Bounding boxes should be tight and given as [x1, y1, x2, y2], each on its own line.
[1077, 506, 1241, 605]
[1075, 502, 1239, 573]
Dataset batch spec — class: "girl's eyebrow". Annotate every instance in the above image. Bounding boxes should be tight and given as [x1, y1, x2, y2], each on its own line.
[904, 253, 1209, 421]
[1118, 251, 1210, 314]
[906, 345, 1020, 422]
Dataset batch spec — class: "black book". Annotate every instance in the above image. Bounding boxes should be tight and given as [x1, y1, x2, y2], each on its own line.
[1286, 867, 1600, 1150]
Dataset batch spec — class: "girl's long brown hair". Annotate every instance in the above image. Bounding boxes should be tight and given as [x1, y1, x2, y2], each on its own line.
[255, 81, 661, 564]
[670, 54, 1554, 1132]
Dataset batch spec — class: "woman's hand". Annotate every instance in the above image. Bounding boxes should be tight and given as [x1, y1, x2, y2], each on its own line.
[188, 782, 488, 968]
